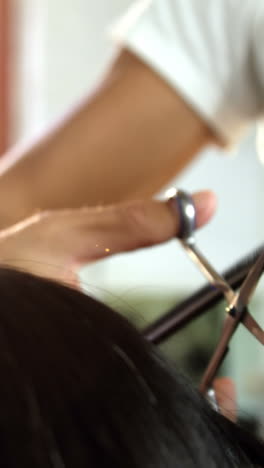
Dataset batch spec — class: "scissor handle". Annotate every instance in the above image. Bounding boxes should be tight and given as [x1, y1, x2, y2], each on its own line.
[168, 190, 196, 241]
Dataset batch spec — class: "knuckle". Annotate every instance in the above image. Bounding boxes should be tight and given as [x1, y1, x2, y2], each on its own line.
[39, 210, 52, 219]
[27, 210, 51, 224]
[121, 201, 157, 245]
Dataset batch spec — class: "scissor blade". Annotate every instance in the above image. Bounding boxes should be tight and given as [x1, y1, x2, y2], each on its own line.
[242, 309, 264, 345]
[182, 242, 234, 304]
[199, 315, 236, 394]
[236, 250, 264, 311]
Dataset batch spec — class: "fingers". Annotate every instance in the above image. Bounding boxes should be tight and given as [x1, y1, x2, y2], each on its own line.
[193, 191, 217, 228]
[76, 190, 217, 262]
[0, 190, 216, 283]
[213, 378, 237, 422]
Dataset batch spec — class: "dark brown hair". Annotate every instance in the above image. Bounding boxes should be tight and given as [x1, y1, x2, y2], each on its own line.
[0, 267, 262, 467]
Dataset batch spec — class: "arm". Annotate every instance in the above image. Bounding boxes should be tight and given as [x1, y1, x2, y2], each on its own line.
[4, 0, 261, 228]
[0, 50, 217, 228]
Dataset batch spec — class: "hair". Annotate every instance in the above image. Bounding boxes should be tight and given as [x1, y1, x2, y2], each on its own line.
[0, 267, 262, 467]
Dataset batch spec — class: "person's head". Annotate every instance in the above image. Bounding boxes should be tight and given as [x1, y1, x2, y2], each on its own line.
[0, 267, 263, 467]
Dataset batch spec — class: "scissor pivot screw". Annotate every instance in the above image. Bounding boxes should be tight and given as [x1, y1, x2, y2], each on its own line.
[225, 305, 236, 317]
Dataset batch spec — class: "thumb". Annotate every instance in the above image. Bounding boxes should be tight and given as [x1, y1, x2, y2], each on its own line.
[213, 378, 237, 422]
[76, 190, 217, 263]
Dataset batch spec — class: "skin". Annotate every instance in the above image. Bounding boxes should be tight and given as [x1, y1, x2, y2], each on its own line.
[0, 191, 235, 415]
[0, 48, 233, 412]
[214, 378, 237, 422]
[0, 51, 221, 228]
[0, 191, 216, 283]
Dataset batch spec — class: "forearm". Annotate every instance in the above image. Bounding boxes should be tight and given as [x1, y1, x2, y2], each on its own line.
[0, 51, 217, 228]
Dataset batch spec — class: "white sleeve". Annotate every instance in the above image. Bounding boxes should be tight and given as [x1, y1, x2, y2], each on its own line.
[111, 0, 264, 145]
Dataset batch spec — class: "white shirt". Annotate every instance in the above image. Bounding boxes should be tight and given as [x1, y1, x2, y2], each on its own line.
[112, 0, 264, 145]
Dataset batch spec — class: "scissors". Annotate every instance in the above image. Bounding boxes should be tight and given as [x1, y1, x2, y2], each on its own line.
[168, 189, 264, 395]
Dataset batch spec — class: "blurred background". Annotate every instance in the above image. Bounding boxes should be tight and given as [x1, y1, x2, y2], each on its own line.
[2, 0, 264, 430]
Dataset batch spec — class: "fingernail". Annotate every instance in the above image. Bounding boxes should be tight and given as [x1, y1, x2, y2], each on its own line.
[193, 191, 217, 228]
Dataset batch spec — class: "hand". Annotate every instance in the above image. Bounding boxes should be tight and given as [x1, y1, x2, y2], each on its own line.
[0, 191, 216, 284]
[0, 193, 237, 419]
